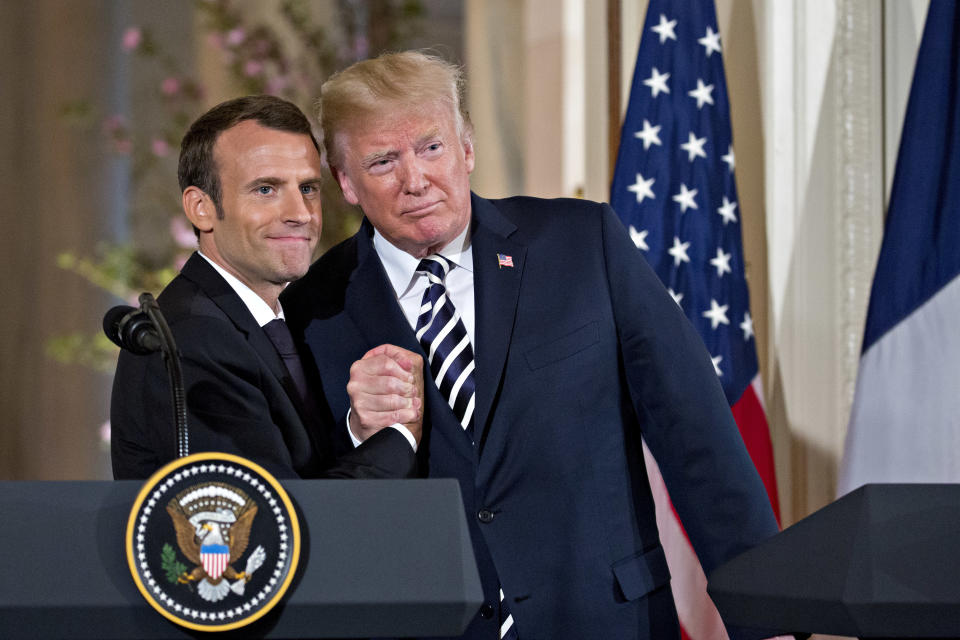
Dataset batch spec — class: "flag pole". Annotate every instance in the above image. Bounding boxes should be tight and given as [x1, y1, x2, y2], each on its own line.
[607, 0, 622, 185]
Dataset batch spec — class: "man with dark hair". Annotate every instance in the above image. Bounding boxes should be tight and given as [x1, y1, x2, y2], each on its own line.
[283, 53, 779, 639]
[111, 95, 422, 480]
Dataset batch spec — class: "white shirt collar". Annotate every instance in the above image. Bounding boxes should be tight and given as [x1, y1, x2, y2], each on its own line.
[198, 252, 283, 327]
[372, 222, 473, 299]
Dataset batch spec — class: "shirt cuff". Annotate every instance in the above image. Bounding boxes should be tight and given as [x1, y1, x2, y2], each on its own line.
[345, 407, 418, 452]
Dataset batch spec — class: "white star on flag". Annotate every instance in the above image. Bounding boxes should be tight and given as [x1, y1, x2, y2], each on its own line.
[672, 183, 699, 213]
[711, 354, 724, 376]
[688, 78, 715, 109]
[629, 226, 650, 251]
[740, 311, 754, 341]
[610, 3, 782, 636]
[717, 196, 738, 225]
[722, 145, 735, 172]
[668, 236, 691, 265]
[635, 119, 663, 150]
[709, 247, 732, 277]
[644, 67, 671, 98]
[680, 131, 707, 162]
[702, 298, 730, 329]
[651, 14, 677, 43]
[698, 26, 722, 57]
[627, 173, 656, 204]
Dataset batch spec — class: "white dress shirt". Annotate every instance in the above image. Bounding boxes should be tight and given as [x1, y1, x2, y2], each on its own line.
[199, 252, 283, 326]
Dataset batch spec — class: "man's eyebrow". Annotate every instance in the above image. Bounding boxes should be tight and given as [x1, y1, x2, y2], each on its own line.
[241, 176, 283, 190]
[359, 128, 444, 167]
[241, 175, 323, 190]
[360, 149, 397, 167]
[416, 128, 442, 145]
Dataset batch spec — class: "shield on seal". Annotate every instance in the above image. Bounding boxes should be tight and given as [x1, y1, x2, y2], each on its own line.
[200, 543, 230, 580]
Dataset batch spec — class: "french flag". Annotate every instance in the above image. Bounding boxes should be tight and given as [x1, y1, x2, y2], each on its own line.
[839, 0, 960, 495]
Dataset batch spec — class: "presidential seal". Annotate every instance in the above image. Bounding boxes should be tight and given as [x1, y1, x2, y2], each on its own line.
[126, 452, 300, 632]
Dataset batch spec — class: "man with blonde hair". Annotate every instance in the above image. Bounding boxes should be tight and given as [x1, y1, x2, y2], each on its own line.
[283, 51, 778, 639]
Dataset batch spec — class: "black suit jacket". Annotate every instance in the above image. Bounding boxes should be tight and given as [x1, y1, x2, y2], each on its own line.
[283, 195, 778, 639]
[111, 252, 415, 480]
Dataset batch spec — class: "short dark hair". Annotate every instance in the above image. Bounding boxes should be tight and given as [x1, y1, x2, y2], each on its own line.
[178, 95, 320, 219]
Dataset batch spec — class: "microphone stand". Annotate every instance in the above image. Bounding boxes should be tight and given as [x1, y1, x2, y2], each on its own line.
[138, 292, 189, 458]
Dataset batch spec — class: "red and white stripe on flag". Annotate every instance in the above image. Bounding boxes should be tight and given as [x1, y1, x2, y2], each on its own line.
[201, 548, 229, 580]
[609, 1, 783, 637]
[645, 376, 781, 640]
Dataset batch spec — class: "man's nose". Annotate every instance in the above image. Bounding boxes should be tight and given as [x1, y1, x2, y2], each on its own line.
[400, 160, 429, 196]
[286, 190, 316, 223]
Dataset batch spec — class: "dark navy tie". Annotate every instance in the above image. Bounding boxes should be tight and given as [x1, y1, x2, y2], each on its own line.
[262, 318, 310, 404]
[414, 255, 476, 440]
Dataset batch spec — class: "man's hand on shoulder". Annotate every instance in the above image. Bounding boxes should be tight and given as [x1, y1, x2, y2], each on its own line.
[347, 344, 424, 446]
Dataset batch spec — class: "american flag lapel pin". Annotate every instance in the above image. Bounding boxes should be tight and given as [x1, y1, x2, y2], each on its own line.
[496, 253, 514, 269]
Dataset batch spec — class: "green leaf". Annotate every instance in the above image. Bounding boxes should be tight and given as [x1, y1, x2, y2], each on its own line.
[161, 543, 188, 584]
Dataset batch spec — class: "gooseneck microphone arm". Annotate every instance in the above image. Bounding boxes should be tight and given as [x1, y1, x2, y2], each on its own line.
[103, 293, 189, 458]
[138, 292, 189, 458]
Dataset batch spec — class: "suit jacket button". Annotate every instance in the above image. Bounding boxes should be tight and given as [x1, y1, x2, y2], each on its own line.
[479, 603, 495, 619]
[477, 509, 495, 523]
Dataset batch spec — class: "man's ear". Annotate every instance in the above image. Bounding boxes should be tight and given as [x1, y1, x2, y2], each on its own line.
[331, 166, 360, 206]
[462, 134, 475, 174]
[182, 186, 215, 232]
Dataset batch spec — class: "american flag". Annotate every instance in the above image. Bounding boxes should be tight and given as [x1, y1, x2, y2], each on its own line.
[610, 1, 781, 638]
[497, 253, 514, 268]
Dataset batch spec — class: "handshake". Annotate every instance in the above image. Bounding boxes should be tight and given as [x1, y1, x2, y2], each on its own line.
[347, 344, 425, 447]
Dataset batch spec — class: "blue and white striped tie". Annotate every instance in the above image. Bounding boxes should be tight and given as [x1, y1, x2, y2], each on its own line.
[500, 588, 518, 638]
[417, 256, 518, 638]
[415, 255, 476, 439]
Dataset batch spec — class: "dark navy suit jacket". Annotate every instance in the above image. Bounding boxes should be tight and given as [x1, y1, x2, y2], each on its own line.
[283, 194, 778, 639]
[111, 252, 415, 481]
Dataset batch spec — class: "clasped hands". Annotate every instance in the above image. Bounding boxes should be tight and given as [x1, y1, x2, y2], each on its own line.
[347, 344, 424, 446]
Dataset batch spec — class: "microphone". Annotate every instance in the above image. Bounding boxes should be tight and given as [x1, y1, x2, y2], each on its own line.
[103, 305, 162, 355]
[104, 293, 190, 458]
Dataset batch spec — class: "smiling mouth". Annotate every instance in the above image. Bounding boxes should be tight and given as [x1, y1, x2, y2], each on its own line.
[267, 235, 312, 242]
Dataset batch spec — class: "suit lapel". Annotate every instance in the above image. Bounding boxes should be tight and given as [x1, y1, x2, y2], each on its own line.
[179, 253, 303, 420]
[344, 223, 422, 355]
[469, 195, 526, 445]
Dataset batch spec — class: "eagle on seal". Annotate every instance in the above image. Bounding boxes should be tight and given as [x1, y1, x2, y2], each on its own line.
[166, 485, 266, 602]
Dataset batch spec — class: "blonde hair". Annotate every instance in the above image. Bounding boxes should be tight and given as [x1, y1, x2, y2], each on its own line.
[318, 50, 472, 167]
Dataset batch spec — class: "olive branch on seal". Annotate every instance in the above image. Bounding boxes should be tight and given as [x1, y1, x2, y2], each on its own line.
[161, 543, 187, 584]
